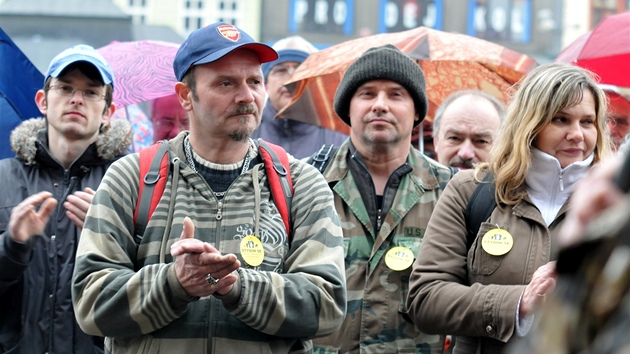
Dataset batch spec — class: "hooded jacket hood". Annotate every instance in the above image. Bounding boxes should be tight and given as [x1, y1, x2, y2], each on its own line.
[10, 117, 132, 165]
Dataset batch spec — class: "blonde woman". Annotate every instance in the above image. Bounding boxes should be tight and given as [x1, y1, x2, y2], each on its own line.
[405, 62, 612, 354]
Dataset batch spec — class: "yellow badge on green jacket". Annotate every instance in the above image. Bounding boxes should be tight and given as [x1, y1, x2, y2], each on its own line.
[481, 228, 513, 256]
[385, 246, 414, 271]
[240, 235, 264, 266]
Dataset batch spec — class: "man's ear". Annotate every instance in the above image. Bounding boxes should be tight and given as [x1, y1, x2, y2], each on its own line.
[35, 90, 47, 116]
[101, 102, 116, 126]
[175, 82, 193, 111]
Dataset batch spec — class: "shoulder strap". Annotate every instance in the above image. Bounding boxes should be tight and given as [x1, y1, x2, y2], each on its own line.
[134, 141, 170, 241]
[257, 139, 294, 240]
[464, 173, 496, 250]
[308, 144, 338, 173]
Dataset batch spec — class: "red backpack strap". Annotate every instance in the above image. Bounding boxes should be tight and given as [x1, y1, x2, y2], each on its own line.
[257, 139, 294, 240]
[134, 141, 170, 241]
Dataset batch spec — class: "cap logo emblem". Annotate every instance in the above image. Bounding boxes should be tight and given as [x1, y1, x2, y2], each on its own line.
[217, 24, 240, 42]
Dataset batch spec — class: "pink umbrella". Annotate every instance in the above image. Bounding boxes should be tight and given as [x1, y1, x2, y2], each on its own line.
[555, 12, 630, 87]
[98, 40, 180, 107]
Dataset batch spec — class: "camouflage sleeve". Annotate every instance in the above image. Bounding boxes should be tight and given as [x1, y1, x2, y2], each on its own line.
[71, 155, 193, 337]
[224, 161, 347, 338]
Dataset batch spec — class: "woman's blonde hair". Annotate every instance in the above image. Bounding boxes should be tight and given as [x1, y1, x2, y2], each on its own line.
[476, 62, 612, 206]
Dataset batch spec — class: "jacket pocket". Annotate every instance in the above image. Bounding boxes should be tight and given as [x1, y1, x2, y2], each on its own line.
[468, 222, 505, 276]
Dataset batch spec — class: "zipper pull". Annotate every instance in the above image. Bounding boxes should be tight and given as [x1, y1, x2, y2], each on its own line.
[216, 201, 223, 220]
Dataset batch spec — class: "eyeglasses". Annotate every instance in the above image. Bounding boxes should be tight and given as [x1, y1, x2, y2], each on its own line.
[50, 84, 106, 102]
[153, 118, 189, 131]
[607, 116, 630, 128]
[268, 65, 297, 79]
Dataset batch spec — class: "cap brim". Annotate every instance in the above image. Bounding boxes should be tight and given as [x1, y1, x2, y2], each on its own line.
[48, 56, 113, 86]
[194, 43, 278, 67]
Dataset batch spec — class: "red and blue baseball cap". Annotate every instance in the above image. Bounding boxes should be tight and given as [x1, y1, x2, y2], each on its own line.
[46, 44, 114, 87]
[174, 22, 278, 81]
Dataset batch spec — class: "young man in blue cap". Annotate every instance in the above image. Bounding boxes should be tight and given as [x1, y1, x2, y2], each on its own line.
[72, 23, 346, 353]
[0, 44, 131, 353]
[252, 36, 347, 159]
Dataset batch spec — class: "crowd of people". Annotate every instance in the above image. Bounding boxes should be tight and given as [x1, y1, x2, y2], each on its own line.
[0, 20, 628, 354]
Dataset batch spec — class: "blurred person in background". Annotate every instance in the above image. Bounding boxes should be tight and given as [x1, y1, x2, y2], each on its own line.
[252, 35, 347, 159]
[151, 93, 189, 142]
[601, 85, 630, 151]
[433, 90, 504, 170]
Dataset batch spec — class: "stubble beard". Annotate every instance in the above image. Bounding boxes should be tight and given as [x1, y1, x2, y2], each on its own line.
[361, 128, 402, 147]
[229, 116, 256, 142]
[228, 104, 258, 142]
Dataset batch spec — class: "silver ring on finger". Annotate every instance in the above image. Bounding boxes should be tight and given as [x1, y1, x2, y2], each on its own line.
[205, 274, 219, 285]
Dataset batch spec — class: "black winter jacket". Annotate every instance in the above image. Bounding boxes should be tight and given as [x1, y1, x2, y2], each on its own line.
[0, 118, 131, 354]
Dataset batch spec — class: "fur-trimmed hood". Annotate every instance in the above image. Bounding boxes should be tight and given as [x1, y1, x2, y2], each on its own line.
[10, 117, 132, 165]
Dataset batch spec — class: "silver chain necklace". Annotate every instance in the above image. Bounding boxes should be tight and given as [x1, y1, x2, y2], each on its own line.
[184, 136, 252, 198]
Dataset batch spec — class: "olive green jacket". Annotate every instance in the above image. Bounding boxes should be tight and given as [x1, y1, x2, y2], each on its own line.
[313, 140, 451, 354]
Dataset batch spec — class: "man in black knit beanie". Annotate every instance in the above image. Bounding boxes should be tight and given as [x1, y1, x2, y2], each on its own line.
[311, 44, 453, 353]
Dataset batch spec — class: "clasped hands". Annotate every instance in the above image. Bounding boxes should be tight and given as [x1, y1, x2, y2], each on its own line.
[170, 217, 241, 297]
[8, 188, 95, 243]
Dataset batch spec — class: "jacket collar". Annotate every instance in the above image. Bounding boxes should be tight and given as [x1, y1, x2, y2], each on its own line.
[10, 117, 132, 166]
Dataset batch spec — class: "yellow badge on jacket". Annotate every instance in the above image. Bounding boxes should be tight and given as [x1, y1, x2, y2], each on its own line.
[481, 228, 513, 256]
[385, 246, 415, 271]
[240, 235, 264, 266]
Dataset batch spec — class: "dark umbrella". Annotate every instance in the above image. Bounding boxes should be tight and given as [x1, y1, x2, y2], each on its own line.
[0, 27, 44, 159]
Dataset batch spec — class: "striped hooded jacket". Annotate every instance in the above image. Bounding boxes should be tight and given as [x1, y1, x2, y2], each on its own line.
[71, 132, 347, 354]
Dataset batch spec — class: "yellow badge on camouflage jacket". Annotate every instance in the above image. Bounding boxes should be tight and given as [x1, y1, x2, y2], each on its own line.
[385, 246, 414, 271]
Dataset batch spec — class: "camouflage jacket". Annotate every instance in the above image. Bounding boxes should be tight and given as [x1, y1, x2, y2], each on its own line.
[72, 133, 347, 354]
[312, 140, 451, 354]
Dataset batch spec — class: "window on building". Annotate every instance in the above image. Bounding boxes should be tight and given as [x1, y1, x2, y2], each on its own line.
[592, 0, 617, 27]
[217, 0, 240, 26]
[467, 0, 532, 43]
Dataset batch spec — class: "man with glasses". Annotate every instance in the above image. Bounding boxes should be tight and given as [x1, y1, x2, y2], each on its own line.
[602, 86, 630, 150]
[252, 36, 347, 159]
[0, 44, 131, 353]
[150, 93, 189, 143]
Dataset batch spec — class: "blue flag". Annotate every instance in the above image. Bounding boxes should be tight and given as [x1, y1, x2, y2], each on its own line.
[0, 27, 44, 159]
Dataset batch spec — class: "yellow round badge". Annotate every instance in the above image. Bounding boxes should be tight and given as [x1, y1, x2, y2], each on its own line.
[240, 235, 264, 267]
[384, 246, 415, 271]
[481, 228, 513, 256]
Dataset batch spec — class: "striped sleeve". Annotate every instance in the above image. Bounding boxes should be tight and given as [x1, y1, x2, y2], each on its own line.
[71, 154, 192, 337]
[225, 161, 347, 338]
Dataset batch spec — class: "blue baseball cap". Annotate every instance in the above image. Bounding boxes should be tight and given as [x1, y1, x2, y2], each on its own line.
[46, 44, 114, 87]
[261, 49, 310, 79]
[174, 22, 278, 81]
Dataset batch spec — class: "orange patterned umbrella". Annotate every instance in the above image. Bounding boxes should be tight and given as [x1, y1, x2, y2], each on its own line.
[279, 26, 538, 135]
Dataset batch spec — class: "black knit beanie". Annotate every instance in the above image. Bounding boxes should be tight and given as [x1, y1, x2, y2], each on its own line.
[333, 44, 427, 127]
